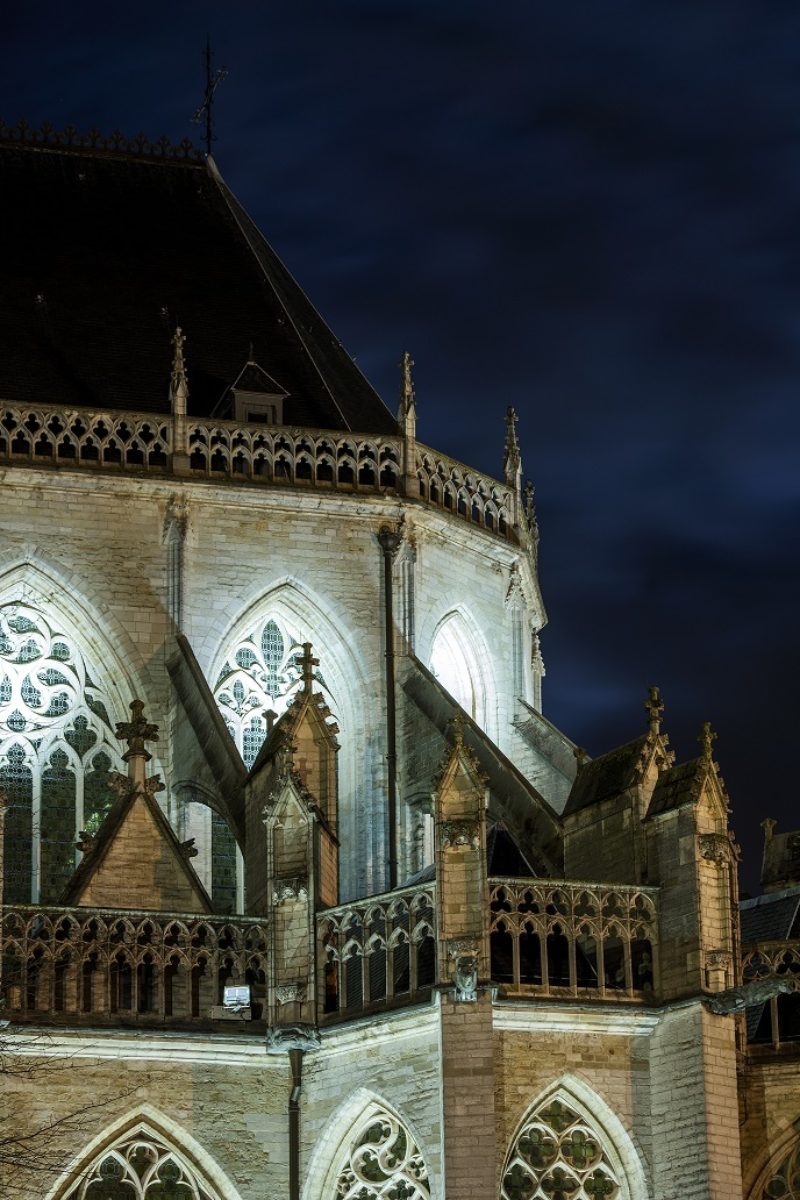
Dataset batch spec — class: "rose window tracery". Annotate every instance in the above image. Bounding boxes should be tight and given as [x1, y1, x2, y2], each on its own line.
[0, 602, 122, 903]
[334, 1110, 431, 1200]
[214, 616, 334, 769]
[757, 1139, 800, 1199]
[63, 1126, 219, 1199]
[501, 1098, 621, 1200]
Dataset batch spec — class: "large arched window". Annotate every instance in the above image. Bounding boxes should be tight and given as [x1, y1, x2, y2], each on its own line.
[429, 612, 488, 728]
[0, 602, 122, 904]
[60, 1122, 225, 1200]
[213, 614, 336, 769]
[752, 1138, 800, 1199]
[502, 1095, 623, 1200]
[333, 1107, 431, 1200]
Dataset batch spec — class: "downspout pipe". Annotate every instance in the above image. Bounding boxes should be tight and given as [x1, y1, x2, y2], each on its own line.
[289, 1047, 303, 1200]
[378, 526, 401, 891]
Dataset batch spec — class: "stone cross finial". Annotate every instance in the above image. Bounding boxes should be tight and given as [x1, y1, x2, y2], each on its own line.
[299, 643, 319, 693]
[699, 721, 717, 761]
[115, 699, 159, 789]
[644, 686, 664, 735]
[171, 326, 189, 417]
[400, 350, 415, 417]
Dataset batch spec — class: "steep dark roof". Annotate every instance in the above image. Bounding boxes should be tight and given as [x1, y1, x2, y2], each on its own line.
[647, 757, 707, 817]
[0, 136, 396, 432]
[563, 736, 647, 816]
[740, 888, 800, 944]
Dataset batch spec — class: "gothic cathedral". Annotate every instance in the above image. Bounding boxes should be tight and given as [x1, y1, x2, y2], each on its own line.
[0, 122, 797, 1200]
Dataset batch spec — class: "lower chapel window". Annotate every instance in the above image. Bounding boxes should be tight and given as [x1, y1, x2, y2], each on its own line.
[213, 616, 335, 769]
[501, 1097, 622, 1200]
[0, 603, 121, 904]
[63, 1127, 217, 1200]
[335, 1110, 431, 1200]
[758, 1139, 800, 1199]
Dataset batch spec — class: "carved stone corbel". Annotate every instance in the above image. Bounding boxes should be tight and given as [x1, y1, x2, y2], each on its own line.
[439, 819, 481, 851]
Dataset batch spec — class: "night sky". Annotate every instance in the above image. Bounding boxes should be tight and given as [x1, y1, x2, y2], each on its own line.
[4, 3, 798, 891]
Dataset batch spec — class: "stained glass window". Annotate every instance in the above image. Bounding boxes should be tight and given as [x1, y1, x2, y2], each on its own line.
[334, 1109, 431, 1200]
[214, 616, 334, 769]
[501, 1097, 622, 1200]
[63, 1125, 219, 1199]
[757, 1139, 800, 1199]
[0, 603, 122, 903]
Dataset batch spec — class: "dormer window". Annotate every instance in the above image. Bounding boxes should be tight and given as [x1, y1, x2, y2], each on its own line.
[233, 390, 284, 425]
[224, 359, 289, 426]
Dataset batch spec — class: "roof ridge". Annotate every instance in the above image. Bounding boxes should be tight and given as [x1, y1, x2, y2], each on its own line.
[0, 117, 204, 165]
[207, 157, 396, 434]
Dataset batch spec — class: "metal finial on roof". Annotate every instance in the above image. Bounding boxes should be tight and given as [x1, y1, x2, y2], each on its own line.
[192, 37, 228, 157]
[699, 721, 717, 761]
[644, 686, 664, 735]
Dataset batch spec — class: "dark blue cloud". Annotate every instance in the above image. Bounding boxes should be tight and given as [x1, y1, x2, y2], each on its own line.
[3, 0, 798, 889]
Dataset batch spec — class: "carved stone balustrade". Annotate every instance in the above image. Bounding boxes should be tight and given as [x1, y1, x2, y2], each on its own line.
[0, 405, 171, 470]
[742, 940, 800, 1048]
[317, 883, 437, 1021]
[0, 402, 529, 547]
[0, 906, 269, 1029]
[489, 878, 659, 1001]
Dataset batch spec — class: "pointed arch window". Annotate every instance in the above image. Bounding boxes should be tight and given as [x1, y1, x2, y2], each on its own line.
[429, 613, 488, 728]
[62, 1124, 221, 1199]
[0, 603, 122, 903]
[755, 1138, 800, 1199]
[213, 615, 336, 769]
[502, 1096, 622, 1200]
[333, 1108, 431, 1199]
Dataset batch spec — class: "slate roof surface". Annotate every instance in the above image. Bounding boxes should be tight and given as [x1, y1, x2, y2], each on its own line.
[740, 888, 800, 944]
[0, 140, 396, 432]
[647, 757, 707, 817]
[563, 736, 647, 816]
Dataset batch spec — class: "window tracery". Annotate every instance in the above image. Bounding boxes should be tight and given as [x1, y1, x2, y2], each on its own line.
[0, 602, 121, 903]
[501, 1096, 622, 1200]
[334, 1109, 431, 1199]
[213, 616, 334, 769]
[756, 1139, 800, 1199]
[63, 1125, 219, 1199]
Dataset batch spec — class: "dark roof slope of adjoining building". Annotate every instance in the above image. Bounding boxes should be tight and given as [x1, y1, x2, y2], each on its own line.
[563, 736, 647, 816]
[0, 128, 397, 432]
[646, 757, 708, 817]
[740, 888, 800, 945]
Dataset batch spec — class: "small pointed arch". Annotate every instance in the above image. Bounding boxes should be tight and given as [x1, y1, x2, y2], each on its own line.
[745, 1122, 800, 1200]
[501, 1075, 649, 1200]
[45, 1104, 243, 1200]
[426, 608, 495, 733]
[302, 1088, 438, 1200]
[206, 578, 364, 751]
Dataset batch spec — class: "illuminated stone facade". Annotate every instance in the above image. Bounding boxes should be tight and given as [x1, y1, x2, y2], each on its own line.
[0, 125, 797, 1200]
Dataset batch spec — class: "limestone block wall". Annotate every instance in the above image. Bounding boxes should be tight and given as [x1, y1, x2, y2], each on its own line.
[1, 464, 542, 902]
[2, 1031, 284, 1200]
[493, 1010, 655, 1198]
[740, 1055, 800, 1200]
